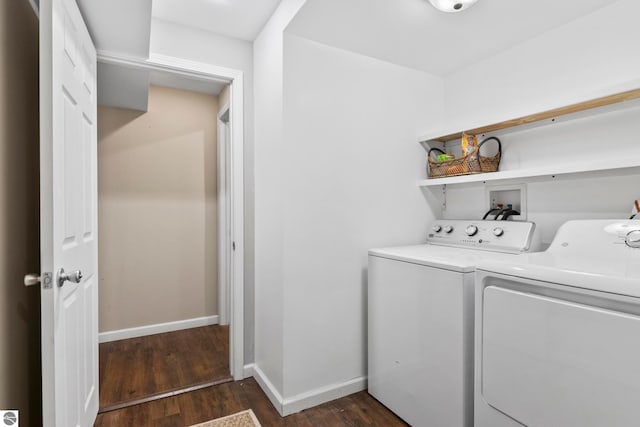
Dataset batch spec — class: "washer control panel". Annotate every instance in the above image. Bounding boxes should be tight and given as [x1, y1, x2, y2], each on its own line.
[426, 220, 539, 253]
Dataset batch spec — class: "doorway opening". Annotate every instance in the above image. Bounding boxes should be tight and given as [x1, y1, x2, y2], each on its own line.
[94, 54, 245, 412]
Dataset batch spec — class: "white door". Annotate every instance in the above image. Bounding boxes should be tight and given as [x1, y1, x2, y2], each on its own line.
[39, 0, 98, 425]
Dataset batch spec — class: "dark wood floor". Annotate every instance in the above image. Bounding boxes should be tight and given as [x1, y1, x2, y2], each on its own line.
[99, 325, 232, 411]
[94, 377, 409, 427]
[97, 325, 408, 426]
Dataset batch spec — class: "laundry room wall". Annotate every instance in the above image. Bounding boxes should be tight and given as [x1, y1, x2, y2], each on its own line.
[280, 34, 444, 402]
[150, 18, 257, 362]
[253, 0, 311, 402]
[439, 0, 640, 244]
[0, 1, 41, 424]
[253, 0, 444, 408]
[444, 0, 640, 131]
[98, 85, 219, 333]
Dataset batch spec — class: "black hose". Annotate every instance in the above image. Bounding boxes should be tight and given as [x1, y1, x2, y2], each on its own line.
[493, 208, 510, 220]
[482, 208, 501, 220]
[501, 209, 520, 220]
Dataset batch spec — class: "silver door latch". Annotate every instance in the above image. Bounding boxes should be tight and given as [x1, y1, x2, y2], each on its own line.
[24, 272, 53, 289]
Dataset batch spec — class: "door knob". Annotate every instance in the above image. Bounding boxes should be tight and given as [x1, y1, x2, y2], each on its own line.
[24, 274, 41, 287]
[57, 268, 83, 287]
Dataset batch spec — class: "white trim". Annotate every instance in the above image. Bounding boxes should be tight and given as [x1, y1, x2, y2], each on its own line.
[97, 51, 232, 85]
[243, 363, 256, 379]
[249, 364, 367, 416]
[217, 104, 231, 326]
[228, 78, 245, 382]
[98, 50, 231, 83]
[148, 53, 240, 85]
[251, 364, 285, 415]
[282, 377, 368, 416]
[98, 315, 219, 343]
[96, 52, 246, 380]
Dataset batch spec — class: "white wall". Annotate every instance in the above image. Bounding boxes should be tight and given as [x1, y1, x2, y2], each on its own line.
[253, 5, 444, 406]
[149, 19, 257, 362]
[444, 0, 640, 131]
[254, 0, 444, 412]
[440, 0, 640, 243]
[253, 0, 307, 403]
[280, 34, 443, 403]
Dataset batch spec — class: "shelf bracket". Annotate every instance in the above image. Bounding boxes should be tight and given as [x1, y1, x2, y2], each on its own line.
[442, 184, 447, 211]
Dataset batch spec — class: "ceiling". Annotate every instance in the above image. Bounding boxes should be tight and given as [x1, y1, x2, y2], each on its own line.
[152, 0, 283, 41]
[77, 0, 622, 75]
[77, 0, 153, 58]
[79, 0, 621, 110]
[287, 0, 620, 76]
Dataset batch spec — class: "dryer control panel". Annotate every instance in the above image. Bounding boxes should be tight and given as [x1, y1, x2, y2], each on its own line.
[548, 220, 640, 252]
[427, 220, 541, 253]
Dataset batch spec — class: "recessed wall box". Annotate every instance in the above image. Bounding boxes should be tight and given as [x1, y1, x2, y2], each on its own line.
[485, 183, 527, 220]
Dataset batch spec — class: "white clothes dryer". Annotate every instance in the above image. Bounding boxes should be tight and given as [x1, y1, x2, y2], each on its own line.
[475, 220, 640, 427]
[368, 219, 541, 427]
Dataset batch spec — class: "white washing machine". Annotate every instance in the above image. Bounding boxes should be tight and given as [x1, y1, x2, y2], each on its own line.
[475, 219, 640, 427]
[368, 219, 541, 427]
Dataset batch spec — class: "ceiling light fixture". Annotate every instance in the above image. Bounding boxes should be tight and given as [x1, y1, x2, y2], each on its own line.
[428, 0, 478, 13]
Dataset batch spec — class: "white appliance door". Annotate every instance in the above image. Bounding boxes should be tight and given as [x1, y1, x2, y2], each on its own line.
[368, 255, 473, 427]
[40, 0, 99, 425]
[481, 284, 640, 427]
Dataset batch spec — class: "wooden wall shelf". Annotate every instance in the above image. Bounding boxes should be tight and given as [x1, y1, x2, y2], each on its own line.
[419, 88, 640, 143]
[418, 160, 640, 188]
[418, 87, 640, 187]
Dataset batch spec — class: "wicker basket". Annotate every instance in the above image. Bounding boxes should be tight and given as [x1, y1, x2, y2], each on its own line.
[428, 136, 502, 178]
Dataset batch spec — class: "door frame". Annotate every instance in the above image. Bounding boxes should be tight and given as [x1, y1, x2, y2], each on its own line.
[217, 104, 231, 326]
[97, 51, 245, 380]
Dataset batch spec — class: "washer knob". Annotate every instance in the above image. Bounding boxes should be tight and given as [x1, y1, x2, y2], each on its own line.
[625, 230, 640, 248]
[443, 225, 454, 234]
[465, 225, 478, 236]
[493, 227, 505, 237]
[433, 225, 442, 233]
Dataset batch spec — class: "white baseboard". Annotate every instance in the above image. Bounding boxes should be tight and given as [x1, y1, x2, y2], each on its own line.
[250, 364, 285, 415]
[99, 315, 219, 343]
[248, 363, 367, 416]
[282, 376, 367, 416]
[243, 363, 256, 379]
